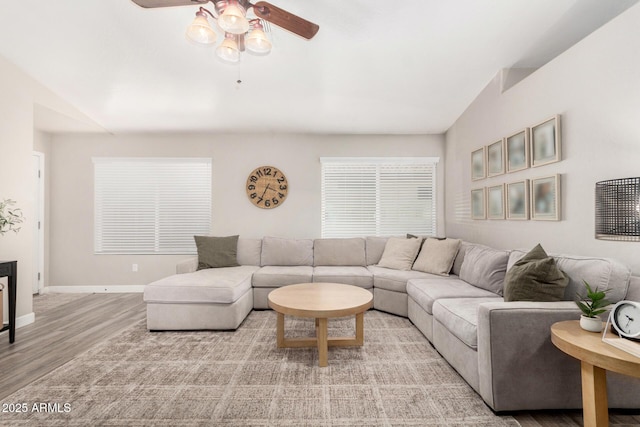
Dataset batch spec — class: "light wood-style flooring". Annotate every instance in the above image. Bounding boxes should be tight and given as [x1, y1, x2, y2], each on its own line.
[0, 293, 638, 426]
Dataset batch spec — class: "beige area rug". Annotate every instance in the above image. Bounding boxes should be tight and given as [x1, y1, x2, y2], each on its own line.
[1, 310, 520, 426]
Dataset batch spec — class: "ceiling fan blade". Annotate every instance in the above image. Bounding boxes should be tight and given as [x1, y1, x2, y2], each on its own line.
[252, 1, 319, 40]
[131, 0, 208, 8]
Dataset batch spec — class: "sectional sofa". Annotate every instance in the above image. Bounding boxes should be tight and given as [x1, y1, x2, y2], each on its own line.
[144, 235, 640, 412]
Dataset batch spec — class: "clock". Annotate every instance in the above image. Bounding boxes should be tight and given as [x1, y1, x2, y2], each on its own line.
[610, 300, 640, 340]
[246, 165, 289, 209]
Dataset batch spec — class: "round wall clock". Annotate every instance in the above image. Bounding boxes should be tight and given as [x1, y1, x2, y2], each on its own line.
[246, 165, 289, 209]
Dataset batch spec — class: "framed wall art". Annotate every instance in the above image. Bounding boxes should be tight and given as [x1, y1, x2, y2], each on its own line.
[506, 180, 529, 220]
[531, 115, 561, 167]
[487, 184, 505, 219]
[531, 174, 560, 220]
[471, 147, 486, 181]
[487, 140, 505, 177]
[506, 129, 529, 173]
[471, 188, 486, 219]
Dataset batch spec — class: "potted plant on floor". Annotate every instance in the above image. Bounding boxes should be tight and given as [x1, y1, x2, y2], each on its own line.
[575, 280, 610, 332]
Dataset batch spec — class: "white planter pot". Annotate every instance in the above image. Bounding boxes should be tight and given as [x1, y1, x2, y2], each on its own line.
[580, 315, 603, 332]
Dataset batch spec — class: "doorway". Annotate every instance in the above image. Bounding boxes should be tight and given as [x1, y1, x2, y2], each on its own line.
[33, 152, 45, 294]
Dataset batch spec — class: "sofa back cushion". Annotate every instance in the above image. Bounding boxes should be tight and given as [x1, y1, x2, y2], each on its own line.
[260, 236, 314, 266]
[508, 250, 630, 302]
[365, 236, 389, 265]
[313, 238, 366, 266]
[451, 241, 471, 276]
[459, 244, 510, 295]
[237, 238, 262, 266]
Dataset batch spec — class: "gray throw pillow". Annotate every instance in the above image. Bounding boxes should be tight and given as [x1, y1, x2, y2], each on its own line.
[503, 244, 568, 302]
[412, 238, 461, 276]
[194, 235, 240, 270]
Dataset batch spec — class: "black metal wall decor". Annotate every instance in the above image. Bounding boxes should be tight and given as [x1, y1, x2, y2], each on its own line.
[595, 177, 640, 241]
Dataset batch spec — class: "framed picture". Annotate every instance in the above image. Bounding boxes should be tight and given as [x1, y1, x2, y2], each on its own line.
[506, 129, 529, 173]
[471, 147, 486, 181]
[487, 140, 505, 177]
[531, 115, 561, 167]
[487, 184, 505, 219]
[471, 188, 486, 219]
[506, 180, 529, 220]
[531, 174, 561, 221]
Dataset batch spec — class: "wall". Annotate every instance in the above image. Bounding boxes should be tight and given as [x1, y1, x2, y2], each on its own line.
[48, 133, 445, 287]
[445, 3, 640, 274]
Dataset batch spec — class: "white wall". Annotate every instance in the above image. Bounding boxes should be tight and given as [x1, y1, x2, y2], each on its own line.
[445, 3, 640, 274]
[49, 133, 445, 287]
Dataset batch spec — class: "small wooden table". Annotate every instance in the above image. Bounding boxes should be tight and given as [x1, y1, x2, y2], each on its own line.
[551, 320, 640, 427]
[267, 282, 373, 367]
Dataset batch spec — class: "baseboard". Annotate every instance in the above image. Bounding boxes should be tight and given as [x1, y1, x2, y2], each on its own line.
[16, 312, 35, 328]
[43, 285, 145, 294]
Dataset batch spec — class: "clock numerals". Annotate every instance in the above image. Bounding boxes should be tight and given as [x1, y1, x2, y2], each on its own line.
[246, 166, 288, 209]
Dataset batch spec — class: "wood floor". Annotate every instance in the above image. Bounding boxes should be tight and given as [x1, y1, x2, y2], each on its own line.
[0, 293, 638, 426]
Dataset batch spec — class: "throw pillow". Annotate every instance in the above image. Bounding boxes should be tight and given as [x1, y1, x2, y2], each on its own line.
[377, 237, 422, 271]
[412, 238, 461, 276]
[194, 235, 240, 270]
[459, 244, 509, 295]
[503, 244, 569, 302]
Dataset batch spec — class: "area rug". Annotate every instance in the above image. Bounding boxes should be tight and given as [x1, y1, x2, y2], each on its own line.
[1, 310, 519, 426]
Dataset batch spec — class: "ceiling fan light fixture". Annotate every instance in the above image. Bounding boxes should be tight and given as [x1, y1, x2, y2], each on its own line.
[217, 2, 250, 35]
[246, 21, 271, 55]
[216, 35, 241, 63]
[185, 10, 217, 45]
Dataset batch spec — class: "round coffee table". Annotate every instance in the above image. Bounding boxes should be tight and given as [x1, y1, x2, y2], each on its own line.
[267, 282, 373, 367]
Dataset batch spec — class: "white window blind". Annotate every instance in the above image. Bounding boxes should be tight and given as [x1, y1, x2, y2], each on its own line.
[321, 157, 438, 238]
[94, 157, 211, 254]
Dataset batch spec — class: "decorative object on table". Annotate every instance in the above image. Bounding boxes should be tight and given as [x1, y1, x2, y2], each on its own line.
[471, 187, 486, 219]
[506, 128, 529, 173]
[0, 199, 24, 236]
[595, 177, 640, 241]
[602, 300, 640, 357]
[487, 139, 505, 177]
[471, 147, 486, 181]
[246, 165, 288, 209]
[531, 174, 560, 221]
[506, 180, 529, 220]
[575, 280, 610, 332]
[487, 184, 505, 220]
[531, 115, 561, 167]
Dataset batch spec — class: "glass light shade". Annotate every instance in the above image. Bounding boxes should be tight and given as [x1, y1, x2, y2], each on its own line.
[185, 13, 217, 45]
[216, 37, 240, 63]
[246, 28, 271, 54]
[217, 4, 249, 34]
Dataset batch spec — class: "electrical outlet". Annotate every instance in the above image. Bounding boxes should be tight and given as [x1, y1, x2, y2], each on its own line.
[132, 264, 138, 272]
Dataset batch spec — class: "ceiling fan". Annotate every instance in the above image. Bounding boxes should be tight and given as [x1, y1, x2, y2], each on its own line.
[131, 0, 319, 40]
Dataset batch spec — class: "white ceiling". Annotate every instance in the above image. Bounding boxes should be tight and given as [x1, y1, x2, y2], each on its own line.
[0, 0, 636, 134]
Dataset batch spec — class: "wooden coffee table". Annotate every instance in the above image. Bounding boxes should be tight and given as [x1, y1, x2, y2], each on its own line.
[267, 282, 373, 367]
[551, 320, 640, 427]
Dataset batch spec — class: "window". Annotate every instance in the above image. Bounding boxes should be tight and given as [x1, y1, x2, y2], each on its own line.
[321, 157, 438, 237]
[94, 157, 211, 254]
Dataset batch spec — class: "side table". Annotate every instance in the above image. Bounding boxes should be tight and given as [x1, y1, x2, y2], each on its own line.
[551, 320, 640, 427]
[0, 260, 17, 343]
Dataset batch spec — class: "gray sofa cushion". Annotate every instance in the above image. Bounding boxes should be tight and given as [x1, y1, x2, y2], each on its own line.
[407, 277, 499, 315]
[367, 265, 436, 293]
[433, 297, 502, 349]
[312, 266, 373, 288]
[194, 235, 240, 270]
[251, 266, 313, 288]
[377, 237, 422, 271]
[260, 236, 313, 266]
[508, 250, 631, 302]
[237, 238, 262, 266]
[365, 236, 389, 265]
[144, 265, 259, 304]
[451, 241, 472, 276]
[503, 244, 568, 302]
[313, 238, 366, 266]
[412, 238, 461, 276]
[459, 244, 509, 296]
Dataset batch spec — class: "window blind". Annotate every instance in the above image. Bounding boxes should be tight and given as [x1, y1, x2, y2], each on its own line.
[94, 157, 212, 254]
[321, 157, 438, 238]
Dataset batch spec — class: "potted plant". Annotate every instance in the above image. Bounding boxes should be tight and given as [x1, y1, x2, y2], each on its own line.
[0, 199, 24, 236]
[575, 280, 610, 332]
